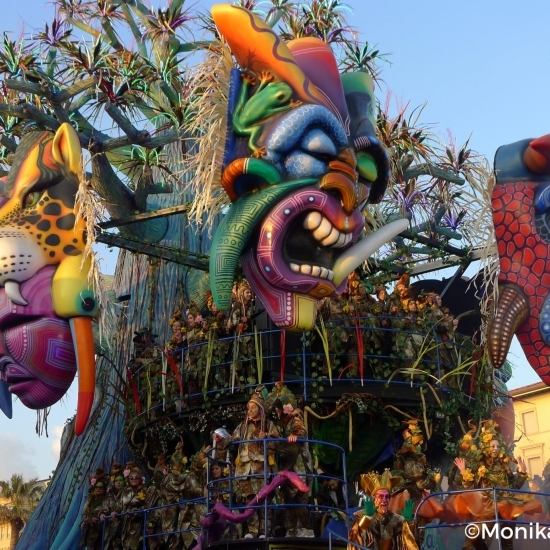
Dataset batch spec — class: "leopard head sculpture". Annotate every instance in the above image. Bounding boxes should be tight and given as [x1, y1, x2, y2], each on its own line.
[0, 123, 97, 435]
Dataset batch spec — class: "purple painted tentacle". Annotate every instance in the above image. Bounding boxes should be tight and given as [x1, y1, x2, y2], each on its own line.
[278, 470, 310, 492]
[212, 501, 256, 523]
[197, 470, 310, 545]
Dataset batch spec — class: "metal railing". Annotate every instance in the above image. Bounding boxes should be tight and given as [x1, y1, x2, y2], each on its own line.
[90, 437, 349, 549]
[88, 471, 550, 549]
[132, 316, 479, 417]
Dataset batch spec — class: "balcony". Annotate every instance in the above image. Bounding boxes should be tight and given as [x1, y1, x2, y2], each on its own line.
[129, 316, 484, 423]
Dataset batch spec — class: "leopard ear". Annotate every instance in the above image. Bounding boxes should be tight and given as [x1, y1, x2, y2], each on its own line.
[51, 122, 82, 175]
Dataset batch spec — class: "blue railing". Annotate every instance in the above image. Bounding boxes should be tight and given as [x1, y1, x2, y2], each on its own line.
[132, 316, 478, 417]
[89, 469, 549, 550]
[95, 496, 206, 550]
[90, 437, 349, 549]
[202, 437, 349, 544]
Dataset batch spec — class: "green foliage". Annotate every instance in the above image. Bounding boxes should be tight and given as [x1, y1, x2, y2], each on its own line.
[345, 413, 393, 479]
[0, 474, 45, 523]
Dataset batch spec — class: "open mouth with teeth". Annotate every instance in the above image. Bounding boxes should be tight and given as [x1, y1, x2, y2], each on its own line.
[286, 211, 357, 282]
[252, 186, 364, 296]
[240, 182, 410, 330]
[240, 185, 364, 330]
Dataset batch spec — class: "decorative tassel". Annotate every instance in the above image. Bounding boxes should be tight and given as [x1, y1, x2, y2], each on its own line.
[161, 353, 167, 411]
[280, 330, 286, 382]
[231, 334, 240, 393]
[204, 329, 215, 391]
[126, 366, 141, 415]
[349, 409, 353, 452]
[254, 325, 263, 384]
[354, 316, 364, 385]
[146, 367, 152, 417]
[181, 39, 234, 229]
[315, 316, 332, 385]
[35, 407, 50, 437]
[164, 350, 184, 403]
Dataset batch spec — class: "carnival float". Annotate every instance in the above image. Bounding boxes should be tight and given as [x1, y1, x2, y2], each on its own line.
[0, 1, 549, 549]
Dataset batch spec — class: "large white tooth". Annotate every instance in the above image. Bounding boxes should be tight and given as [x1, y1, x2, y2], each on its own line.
[320, 267, 329, 279]
[4, 280, 28, 306]
[334, 232, 347, 248]
[311, 266, 321, 277]
[304, 212, 322, 230]
[290, 263, 300, 273]
[313, 217, 332, 241]
[327, 269, 335, 281]
[321, 227, 340, 246]
[300, 264, 312, 275]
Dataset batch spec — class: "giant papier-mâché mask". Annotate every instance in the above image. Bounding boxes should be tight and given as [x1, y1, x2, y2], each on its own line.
[488, 134, 550, 384]
[209, 5, 409, 331]
[0, 123, 98, 434]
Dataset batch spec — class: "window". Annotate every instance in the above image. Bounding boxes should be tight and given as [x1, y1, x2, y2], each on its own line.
[522, 410, 539, 435]
[528, 456, 543, 477]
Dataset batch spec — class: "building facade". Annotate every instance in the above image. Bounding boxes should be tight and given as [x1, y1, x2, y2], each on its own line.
[510, 381, 550, 477]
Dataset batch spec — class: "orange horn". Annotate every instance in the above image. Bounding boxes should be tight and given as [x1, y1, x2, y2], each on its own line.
[523, 134, 550, 174]
[488, 283, 529, 370]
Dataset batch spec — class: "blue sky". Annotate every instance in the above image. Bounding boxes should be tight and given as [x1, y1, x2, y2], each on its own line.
[0, 0, 547, 478]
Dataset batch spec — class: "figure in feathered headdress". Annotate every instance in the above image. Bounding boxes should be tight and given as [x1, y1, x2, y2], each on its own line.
[349, 469, 419, 550]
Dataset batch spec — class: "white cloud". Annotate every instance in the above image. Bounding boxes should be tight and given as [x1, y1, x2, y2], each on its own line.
[51, 425, 64, 462]
[0, 434, 39, 480]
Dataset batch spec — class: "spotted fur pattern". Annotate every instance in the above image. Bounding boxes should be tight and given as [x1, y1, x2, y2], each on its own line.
[0, 131, 85, 285]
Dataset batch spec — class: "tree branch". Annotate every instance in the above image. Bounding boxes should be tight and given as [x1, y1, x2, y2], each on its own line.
[0, 134, 17, 153]
[399, 230, 468, 257]
[100, 129, 182, 152]
[0, 104, 25, 118]
[52, 104, 73, 126]
[5, 79, 55, 100]
[98, 203, 191, 230]
[403, 164, 465, 185]
[5, 77, 96, 105]
[58, 78, 97, 104]
[104, 102, 149, 142]
[96, 232, 208, 270]
[20, 104, 60, 130]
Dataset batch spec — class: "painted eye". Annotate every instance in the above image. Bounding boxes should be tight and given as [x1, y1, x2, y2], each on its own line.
[300, 129, 337, 157]
[24, 192, 41, 208]
[276, 93, 284, 100]
[76, 290, 99, 316]
[357, 151, 378, 182]
[54, 287, 98, 318]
